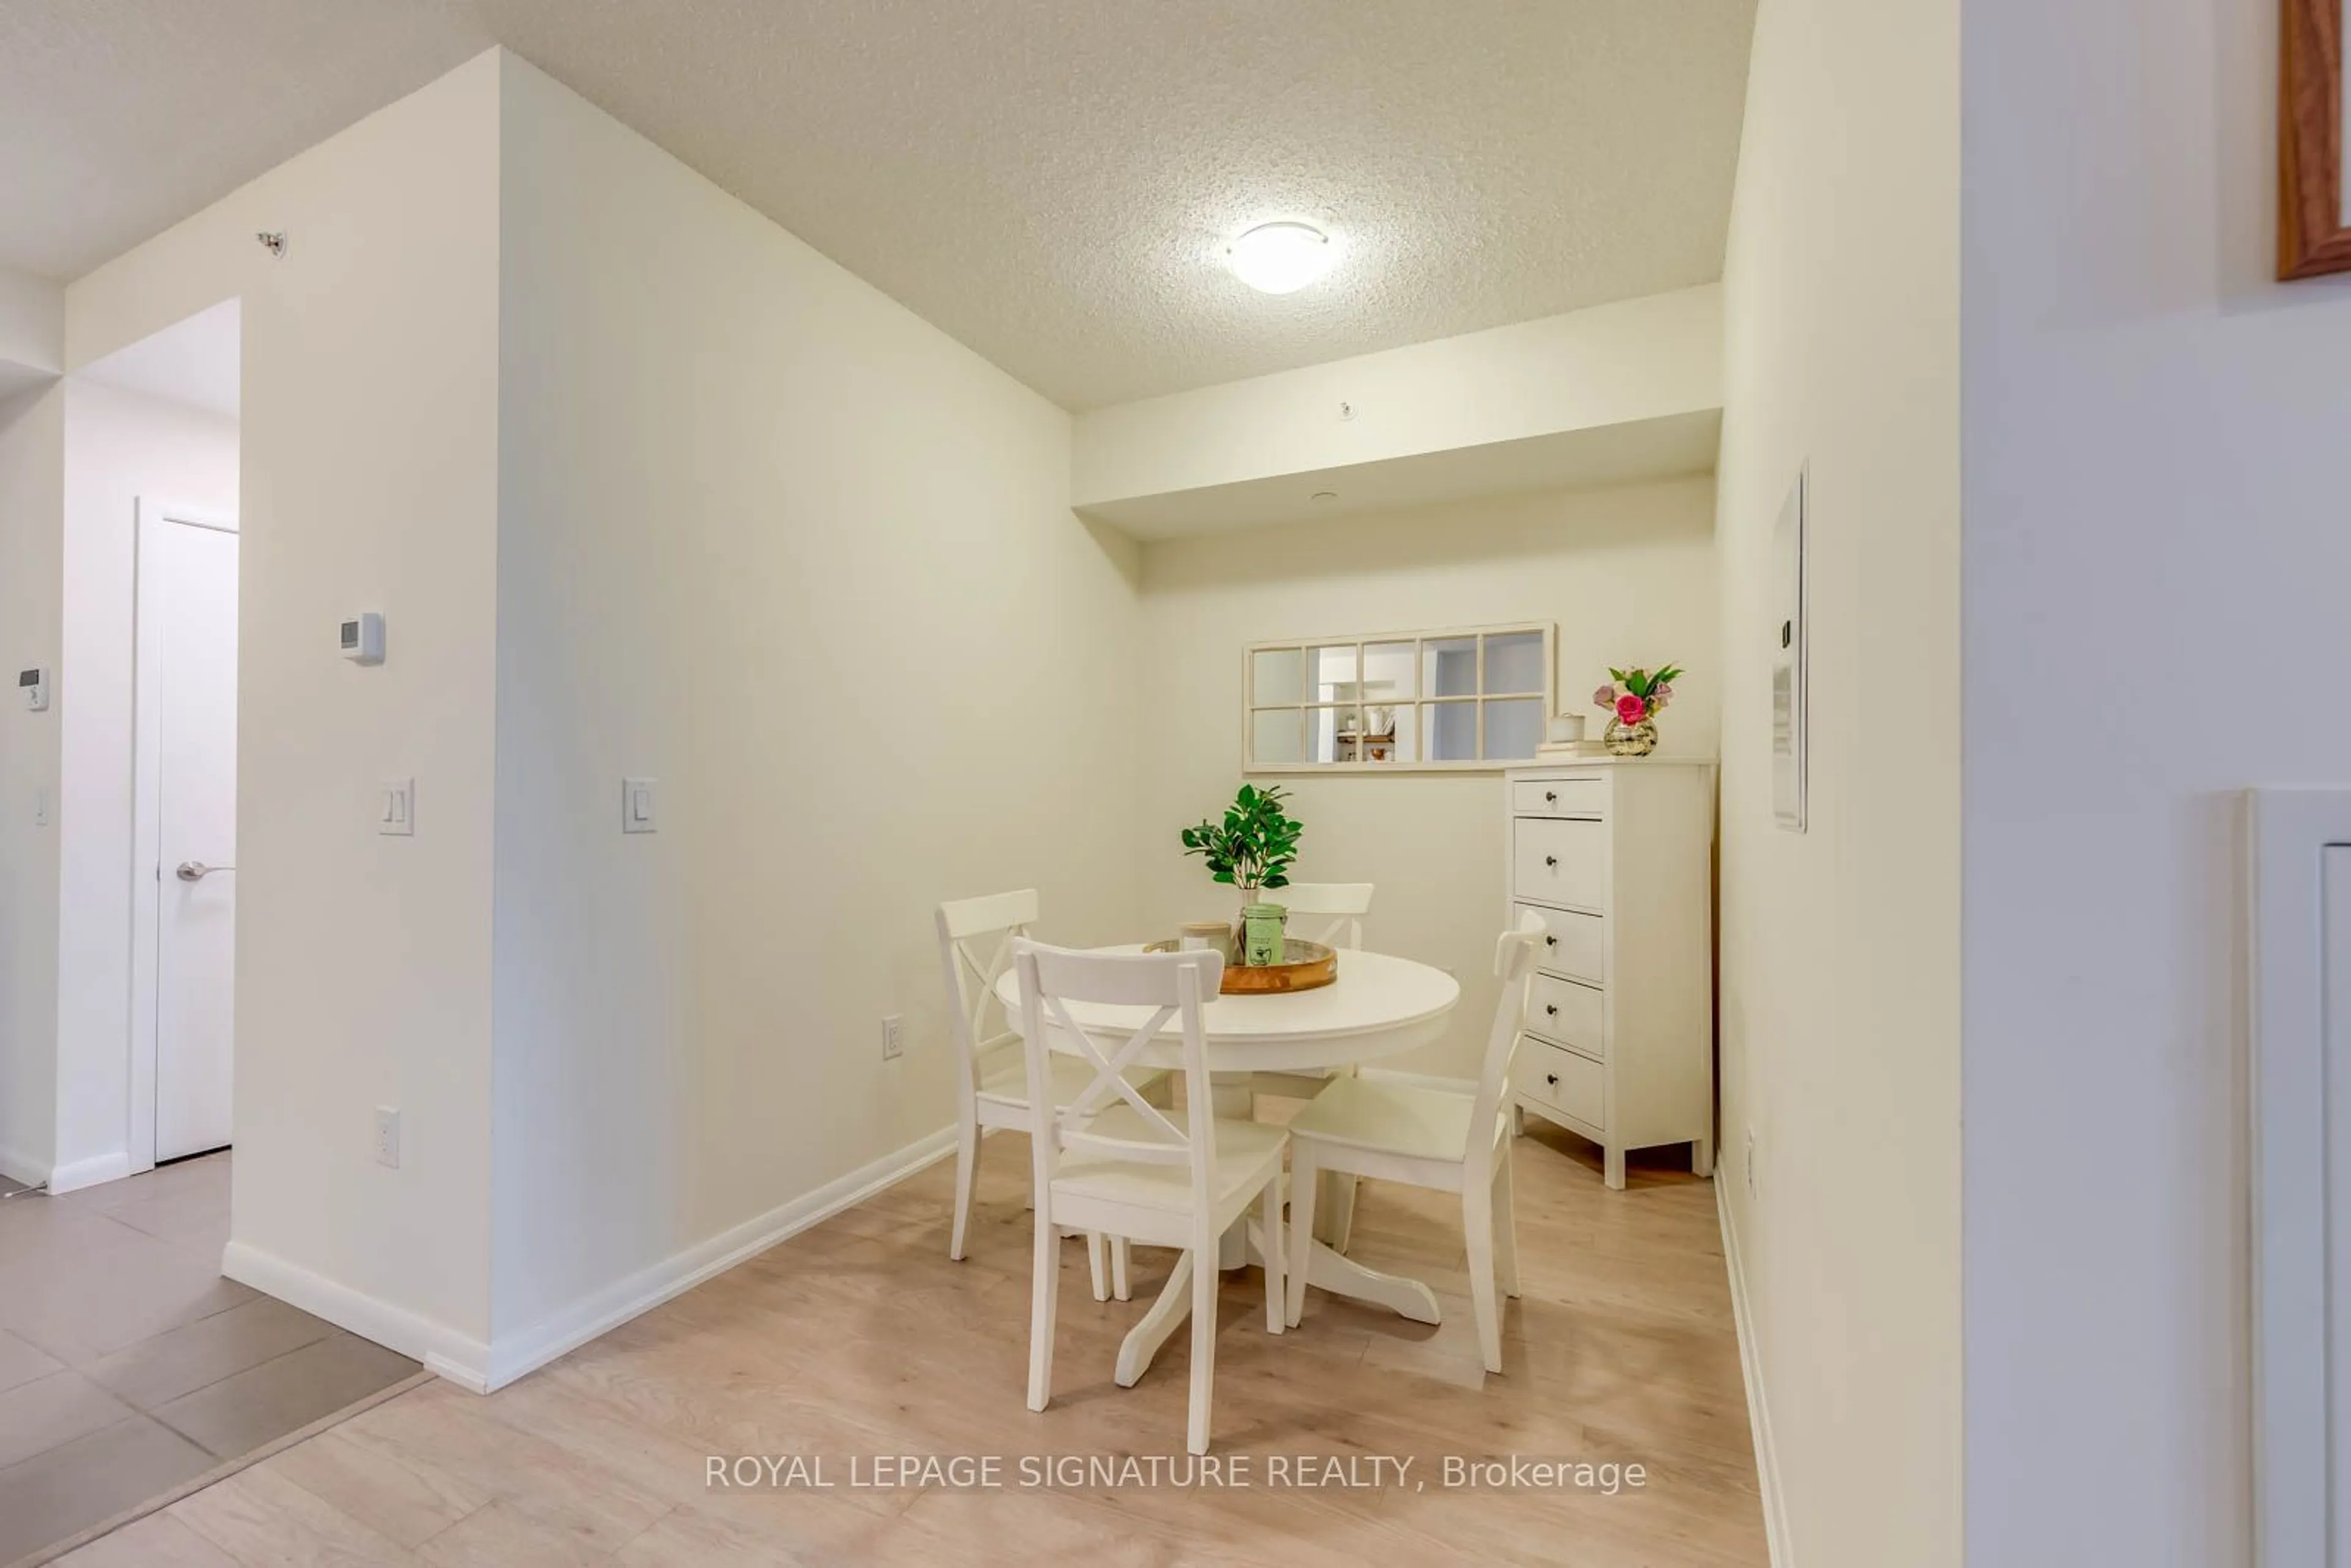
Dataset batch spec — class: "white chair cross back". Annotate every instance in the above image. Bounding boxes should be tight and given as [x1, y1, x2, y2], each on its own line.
[1012, 940, 1288, 1455]
[935, 890, 1155, 1300]
[1247, 882, 1377, 1206]
[1272, 881, 1374, 951]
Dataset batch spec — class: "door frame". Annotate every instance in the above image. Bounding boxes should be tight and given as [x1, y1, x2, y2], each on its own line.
[129, 497, 239, 1176]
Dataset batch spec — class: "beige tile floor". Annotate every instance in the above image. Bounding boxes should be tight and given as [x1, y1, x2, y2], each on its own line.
[0, 1153, 420, 1566]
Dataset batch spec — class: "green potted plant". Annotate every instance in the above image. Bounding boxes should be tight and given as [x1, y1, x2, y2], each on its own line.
[1179, 783, 1302, 918]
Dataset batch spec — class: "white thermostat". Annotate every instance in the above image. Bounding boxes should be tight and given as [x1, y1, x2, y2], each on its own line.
[18, 668, 48, 711]
[339, 613, 384, 664]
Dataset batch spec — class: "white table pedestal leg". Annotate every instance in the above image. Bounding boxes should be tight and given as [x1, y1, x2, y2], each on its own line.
[1251, 1216, 1435, 1322]
[1316, 1169, 1359, 1250]
[1116, 1250, 1194, 1388]
[1113, 1221, 1443, 1387]
[1299, 1236, 1439, 1323]
[1210, 1075, 1253, 1270]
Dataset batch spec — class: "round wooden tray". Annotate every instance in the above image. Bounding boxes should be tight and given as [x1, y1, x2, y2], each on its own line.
[1220, 938, 1338, 995]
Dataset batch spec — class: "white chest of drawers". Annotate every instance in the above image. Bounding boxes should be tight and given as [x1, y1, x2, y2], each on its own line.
[1505, 759, 1715, 1189]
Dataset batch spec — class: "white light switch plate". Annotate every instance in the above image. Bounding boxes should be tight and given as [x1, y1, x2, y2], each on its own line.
[378, 778, 414, 836]
[623, 777, 657, 834]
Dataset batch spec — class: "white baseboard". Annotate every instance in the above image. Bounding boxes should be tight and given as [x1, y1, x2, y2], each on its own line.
[0, 1141, 50, 1190]
[476, 1123, 960, 1393]
[1717, 1180, 1792, 1567]
[222, 1240, 494, 1389]
[46, 1149, 132, 1195]
[222, 1126, 958, 1398]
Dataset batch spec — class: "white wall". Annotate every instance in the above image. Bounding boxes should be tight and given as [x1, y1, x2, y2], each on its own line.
[0, 263, 62, 389]
[1959, 1, 2351, 1560]
[1138, 477, 1717, 1079]
[0, 384, 64, 1185]
[66, 53, 503, 1362]
[53, 379, 238, 1183]
[486, 56, 1143, 1348]
[1711, 0, 1962, 1563]
[1073, 286, 1722, 508]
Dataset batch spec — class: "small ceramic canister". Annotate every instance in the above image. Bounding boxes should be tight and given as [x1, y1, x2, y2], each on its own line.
[1179, 921, 1234, 962]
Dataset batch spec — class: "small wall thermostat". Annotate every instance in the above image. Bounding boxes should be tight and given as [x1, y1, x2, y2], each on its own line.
[18, 668, 48, 711]
[339, 613, 384, 664]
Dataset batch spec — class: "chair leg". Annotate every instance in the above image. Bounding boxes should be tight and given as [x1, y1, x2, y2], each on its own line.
[949, 1107, 979, 1261]
[1261, 1179, 1284, 1335]
[1286, 1148, 1318, 1329]
[1187, 1236, 1219, 1455]
[1496, 1142, 1521, 1300]
[1111, 1237, 1132, 1302]
[1463, 1176, 1504, 1375]
[1027, 1209, 1058, 1412]
[1087, 1232, 1109, 1302]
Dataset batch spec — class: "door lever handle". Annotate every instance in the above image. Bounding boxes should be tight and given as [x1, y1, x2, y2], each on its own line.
[174, 861, 234, 882]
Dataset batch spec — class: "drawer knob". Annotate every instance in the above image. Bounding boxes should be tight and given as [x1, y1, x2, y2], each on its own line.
[1545, 1003, 1559, 1016]
[1545, 1073, 1559, 1087]
[1544, 935, 1558, 947]
[1545, 790, 1558, 803]
[1545, 855, 1558, 868]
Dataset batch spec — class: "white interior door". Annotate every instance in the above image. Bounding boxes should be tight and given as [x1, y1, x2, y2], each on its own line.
[151, 517, 238, 1162]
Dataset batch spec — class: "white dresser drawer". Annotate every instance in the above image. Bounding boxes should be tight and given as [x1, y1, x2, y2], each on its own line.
[1515, 1040, 1603, 1131]
[1511, 778, 1607, 819]
[1528, 973, 1605, 1060]
[1513, 817, 1608, 912]
[1516, 902, 1604, 985]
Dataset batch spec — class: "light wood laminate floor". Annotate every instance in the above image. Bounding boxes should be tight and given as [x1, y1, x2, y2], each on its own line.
[57, 1122, 1767, 1567]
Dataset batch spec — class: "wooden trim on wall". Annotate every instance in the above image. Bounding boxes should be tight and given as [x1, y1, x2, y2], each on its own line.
[2281, 0, 2351, 278]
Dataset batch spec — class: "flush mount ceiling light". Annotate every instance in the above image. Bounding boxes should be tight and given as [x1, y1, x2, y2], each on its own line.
[1224, 222, 1337, 294]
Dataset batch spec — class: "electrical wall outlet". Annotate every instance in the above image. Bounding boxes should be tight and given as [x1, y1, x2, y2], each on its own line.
[374, 1107, 401, 1169]
[882, 1015, 904, 1060]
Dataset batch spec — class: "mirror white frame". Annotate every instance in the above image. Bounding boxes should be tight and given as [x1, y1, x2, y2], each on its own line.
[1242, 622, 1554, 774]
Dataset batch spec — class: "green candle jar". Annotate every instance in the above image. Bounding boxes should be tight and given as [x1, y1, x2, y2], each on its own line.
[1240, 902, 1288, 967]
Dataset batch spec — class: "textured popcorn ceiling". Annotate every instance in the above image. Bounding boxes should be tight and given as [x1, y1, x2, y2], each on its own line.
[0, 0, 1756, 410]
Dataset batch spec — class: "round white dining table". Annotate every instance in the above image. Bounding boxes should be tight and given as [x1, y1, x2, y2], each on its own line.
[994, 946, 1461, 1387]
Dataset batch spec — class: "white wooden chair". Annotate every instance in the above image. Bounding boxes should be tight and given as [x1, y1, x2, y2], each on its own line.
[1284, 910, 1545, 1373]
[1011, 940, 1288, 1455]
[1247, 881, 1378, 1246]
[936, 890, 1158, 1300]
[1250, 882, 1375, 1101]
[1272, 882, 1375, 951]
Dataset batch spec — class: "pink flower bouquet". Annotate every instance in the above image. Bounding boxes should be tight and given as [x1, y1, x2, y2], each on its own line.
[1591, 665, 1682, 726]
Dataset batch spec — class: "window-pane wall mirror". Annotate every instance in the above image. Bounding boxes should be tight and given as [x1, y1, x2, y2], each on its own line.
[1243, 623, 1555, 772]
